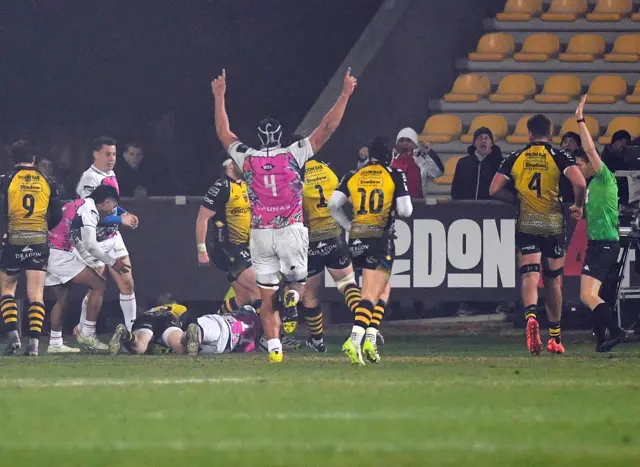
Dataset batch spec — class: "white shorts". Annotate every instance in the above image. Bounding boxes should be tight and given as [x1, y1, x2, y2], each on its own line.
[250, 223, 308, 287]
[74, 231, 129, 269]
[197, 314, 231, 355]
[44, 249, 88, 287]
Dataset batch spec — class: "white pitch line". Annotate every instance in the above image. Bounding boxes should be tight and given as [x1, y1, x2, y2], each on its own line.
[0, 376, 256, 389]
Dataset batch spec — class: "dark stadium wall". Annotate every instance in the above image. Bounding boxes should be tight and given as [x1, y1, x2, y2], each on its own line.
[316, 0, 505, 175]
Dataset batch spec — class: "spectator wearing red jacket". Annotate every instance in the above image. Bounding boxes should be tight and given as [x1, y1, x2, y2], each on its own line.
[391, 128, 444, 199]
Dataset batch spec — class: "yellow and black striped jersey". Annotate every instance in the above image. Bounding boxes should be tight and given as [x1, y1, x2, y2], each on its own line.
[498, 142, 575, 235]
[1, 166, 57, 246]
[337, 162, 409, 239]
[303, 160, 342, 242]
[202, 177, 251, 245]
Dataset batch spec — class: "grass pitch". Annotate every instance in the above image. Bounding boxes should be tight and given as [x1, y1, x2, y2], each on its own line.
[1, 332, 639, 466]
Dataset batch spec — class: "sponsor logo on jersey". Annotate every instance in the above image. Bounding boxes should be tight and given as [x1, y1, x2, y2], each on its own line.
[263, 163, 274, 171]
[22, 246, 33, 253]
[317, 242, 327, 248]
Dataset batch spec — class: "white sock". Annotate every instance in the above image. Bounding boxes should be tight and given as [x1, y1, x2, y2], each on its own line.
[81, 320, 97, 337]
[78, 294, 88, 329]
[365, 327, 378, 344]
[350, 326, 365, 346]
[50, 330, 63, 347]
[119, 294, 137, 332]
[267, 338, 282, 353]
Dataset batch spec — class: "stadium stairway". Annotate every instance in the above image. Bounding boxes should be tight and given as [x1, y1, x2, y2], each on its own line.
[422, 0, 640, 197]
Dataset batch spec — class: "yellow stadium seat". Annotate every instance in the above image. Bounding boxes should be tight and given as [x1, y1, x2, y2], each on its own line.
[506, 115, 535, 144]
[489, 74, 536, 103]
[598, 116, 640, 144]
[460, 115, 508, 144]
[586, 0, 633, 21]
[534, 75, 582, 103]
[604, 34, 640, 63]
[625, 80, 640, 104]
[443, 74, 491, 103]
[433, 156, 463, 185]
[551, 116, 601, 144]
[541, 0, 588, 21]
[497, 0, 543, 21]
[418, 114, 463, 144]
[585, 75, 628, 104]
[513, 33, 561, 62]
[468, 33, 515, 62]
[559, 34, 606, 62]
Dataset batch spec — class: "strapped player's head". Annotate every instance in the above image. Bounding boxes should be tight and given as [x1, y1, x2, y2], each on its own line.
[367, 136, 392, 165]
[10, 140, 36, 165]
[257, 118, 283, 149]
[222, 158, 242, 180]
[573, 148, 597, 179]
[527, 114, 553, 142]
[89, 184, 120, 215]
[92, 136, 117, 172]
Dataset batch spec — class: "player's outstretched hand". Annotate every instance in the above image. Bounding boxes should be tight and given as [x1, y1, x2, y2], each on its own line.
[212, 69, 227, 99]
[576, 94, 587, 120]
[342, 67, 357, 97]
[112, 258, 131, 275]
[121, 213, 139, 229]
[197, 251, 210, 267]
[569, 204, 583, 220]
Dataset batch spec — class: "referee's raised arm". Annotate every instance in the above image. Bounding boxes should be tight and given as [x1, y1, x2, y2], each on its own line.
[575, 95, 602, 173]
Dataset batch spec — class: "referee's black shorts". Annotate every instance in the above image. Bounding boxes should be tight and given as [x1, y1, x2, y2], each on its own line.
[582, 240, 620, 283]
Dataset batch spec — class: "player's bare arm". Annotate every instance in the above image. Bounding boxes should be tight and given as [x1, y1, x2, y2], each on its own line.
[576, 95, 602, 173]
[565, 166, 587, 219]
[308, 67, 358, 153]
[489, 174, 515, 203]
[195, 205, 215, 266]
[212, 69, 239, 151]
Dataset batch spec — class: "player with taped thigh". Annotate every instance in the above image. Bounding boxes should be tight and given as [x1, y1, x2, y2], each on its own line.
[0, 141, 63, 356]
[75, 136, 140, 334]
[212, 67, 357, 362]
[329, 137, 413, 365]
[45, 188, 128, 352]
[490, 114, 587, 355]
[574, 95, 624, 352]
[195, 158, 260, 313]
[300, 152, 361, 352]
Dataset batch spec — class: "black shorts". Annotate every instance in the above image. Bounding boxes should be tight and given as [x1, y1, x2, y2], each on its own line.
[349, 237, 394, 272]
[516, 232, 566, 259]
[307, 236, 351, 277]
[582, 240, 620, 283]
[208, 242, 252, 283]
[132, 312, 181, 345]
[0, 243, 49, 275]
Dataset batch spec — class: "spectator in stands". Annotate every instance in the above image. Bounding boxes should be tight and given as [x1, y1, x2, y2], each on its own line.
[115, 142, 182, 198]
[602, 130, 632, 172]
[451, 127, 502, 200]
[559, 132, 582, 203]
[391, 127, 444, 199]
[37, 158, 54, 178]
[357, 145, 369, 169]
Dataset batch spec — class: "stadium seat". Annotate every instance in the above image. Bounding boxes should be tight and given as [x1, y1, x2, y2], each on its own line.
[433, 156, 463, 185]
[540, 0, 588, 22]
[489, 74, 536, 103]
[558, 34, 606, 62]
[586, 0, 633, 21]
[598, 116, 640, 144]
[534, 75, 582, 103]
[496, 0, 543, 21]
[585, 75, 628, 104]
[418, 114, 463, 144]
[506, 115, 535, 144]
[468, 33, 515, 62]
[460, 115, 508, 144]
[513, 33, 561, 62]
[443, 74, 491, 103]
[604, 34, 640, 63]
[625, 80, 640, 104]
[551, 116, 601, 144]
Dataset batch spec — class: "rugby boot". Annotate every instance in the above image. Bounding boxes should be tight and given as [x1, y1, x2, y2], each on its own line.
[596, 328, 624, 353]
[25, 338, 39, 357]
[48, 343, 80, 354]
[306, 337, 327, 353]
[362, 338, 380, 363]
[78, 333, 109, 351]
[184, 323, 201, 356]
[268, 350, 283, 363]
[281, 290, 299, 334]
[4, 330, 21, 356]
[526, 317, 542, 356]
[109, 324, 127, 355]
[546, 338, 565, 354]
[342, 338, 365, 366]
[281, 334, 303, 350]
[377, 331, 385, 346]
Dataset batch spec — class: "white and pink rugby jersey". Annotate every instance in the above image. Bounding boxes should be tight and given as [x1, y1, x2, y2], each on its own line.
[228, 138, 314, 229]
[76, 165, 120, 239]
[48, 199, 85, 251]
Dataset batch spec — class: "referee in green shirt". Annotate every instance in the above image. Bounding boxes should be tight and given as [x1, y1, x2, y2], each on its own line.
[575, 95, 623, 352]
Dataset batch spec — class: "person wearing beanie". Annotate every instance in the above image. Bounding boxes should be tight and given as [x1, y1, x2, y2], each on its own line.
[602, 129, 632, 173]
[450, 127, 503, 200]
[391, 127, 444, 199]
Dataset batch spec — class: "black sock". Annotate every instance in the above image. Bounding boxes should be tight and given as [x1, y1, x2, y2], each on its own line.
[593, 302, 620, 337]
[524, 305, 537, 321]
[548, 321, 561, 344]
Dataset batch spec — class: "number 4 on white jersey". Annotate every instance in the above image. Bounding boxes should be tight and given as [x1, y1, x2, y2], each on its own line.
[264, 174, 277, 196]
